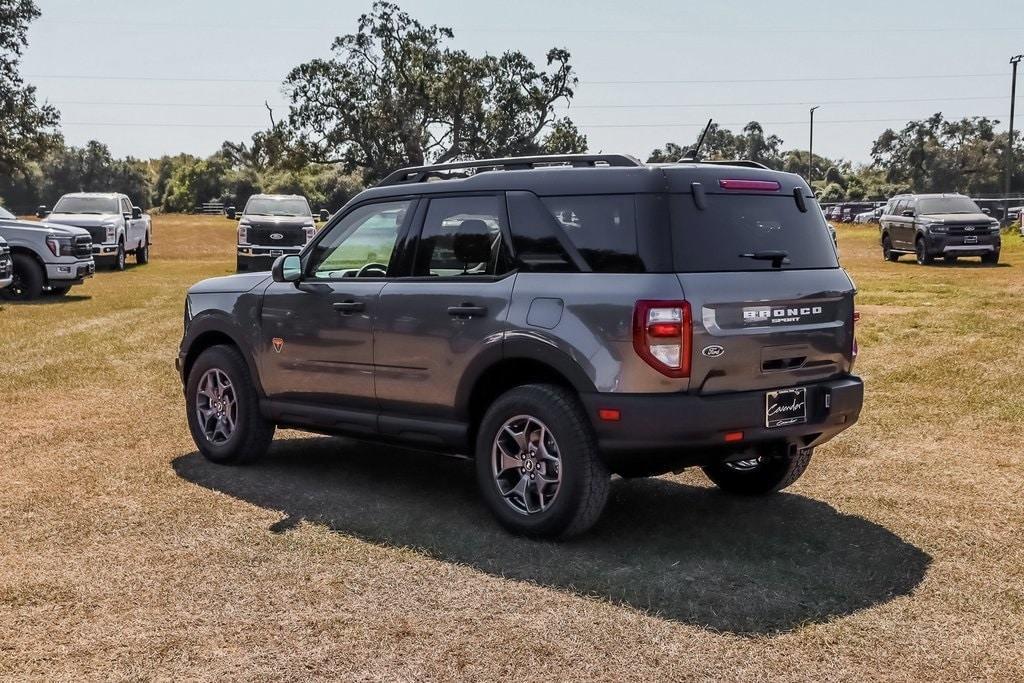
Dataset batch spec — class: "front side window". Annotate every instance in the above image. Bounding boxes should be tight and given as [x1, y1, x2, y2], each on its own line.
[413, 195, 511, 277]
[306, 200, 412, 279]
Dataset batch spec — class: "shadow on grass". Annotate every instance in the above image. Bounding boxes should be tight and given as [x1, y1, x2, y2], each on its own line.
[0, 294, 92, 306]
[173, 437, 931, 635]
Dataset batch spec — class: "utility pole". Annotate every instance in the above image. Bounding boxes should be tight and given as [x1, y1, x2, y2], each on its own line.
[1005, 55, 1022, 225]
[808, 106, 820, 182]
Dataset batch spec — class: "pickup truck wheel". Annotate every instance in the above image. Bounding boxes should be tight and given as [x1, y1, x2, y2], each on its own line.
[982, 250, 1000, 265]
[112, 242, 126, 271]
[0, 254, 44, 301]
[136, 237, 149, 265]
[186, 345, 274, 465]
[475, 384, 610, 538]
[703, 445, 812, 495]
[943, 255, 958, 265]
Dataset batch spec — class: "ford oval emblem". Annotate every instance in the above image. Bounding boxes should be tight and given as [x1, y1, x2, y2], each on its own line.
[269, 233, 283, 240]
[701, 345, 725, 358]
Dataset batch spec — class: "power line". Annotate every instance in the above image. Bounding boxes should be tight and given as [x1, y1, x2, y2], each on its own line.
[25, 72, 1005, 86]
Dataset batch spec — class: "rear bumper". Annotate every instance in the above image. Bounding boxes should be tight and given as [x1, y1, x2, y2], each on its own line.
[581, 376, 863, 459]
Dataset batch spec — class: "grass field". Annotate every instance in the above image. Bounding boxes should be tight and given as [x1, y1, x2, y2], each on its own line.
[1, 215, 1022, 681]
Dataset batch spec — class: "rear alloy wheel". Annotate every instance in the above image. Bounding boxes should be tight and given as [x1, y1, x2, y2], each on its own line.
[703, 445, 813, 495]
[882, 234, 899, 262]
[0, 253, 44, 301]
[136, 236, 149, 265]
[185, 345, 274, 464]
[475, 384, 609, 538]
[915, 238, 933, 265]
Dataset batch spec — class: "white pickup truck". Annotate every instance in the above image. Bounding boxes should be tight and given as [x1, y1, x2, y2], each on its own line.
[40, 193, 151, 271]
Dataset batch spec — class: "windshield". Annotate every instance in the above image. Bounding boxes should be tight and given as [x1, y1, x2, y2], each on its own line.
[0, 206, 14, 220]
[670, 194, 839, 272]
[244, 197, 311, 216]
[917, 197, 981, 215]
[52, 196, 119, 214]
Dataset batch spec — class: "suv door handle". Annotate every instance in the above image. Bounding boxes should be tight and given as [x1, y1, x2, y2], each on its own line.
[448, 304, 487, 318]
[333, 300, 365, 314]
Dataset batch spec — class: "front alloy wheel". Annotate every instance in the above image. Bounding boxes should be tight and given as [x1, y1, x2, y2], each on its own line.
[195, 368, 237, 444]
[492, 415, 562, 515]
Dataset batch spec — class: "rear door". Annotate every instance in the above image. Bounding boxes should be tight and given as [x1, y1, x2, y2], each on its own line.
[373, 194, 516, 424]
[669, 189, 855, 395]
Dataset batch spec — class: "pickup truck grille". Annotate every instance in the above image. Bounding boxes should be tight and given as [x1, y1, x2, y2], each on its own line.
[945, 224, 992, 236]
[247, 227, 306, 247]
[0, 244, 10, 279]
[73, 235, 93, 258]
[84, 226, 108, 244]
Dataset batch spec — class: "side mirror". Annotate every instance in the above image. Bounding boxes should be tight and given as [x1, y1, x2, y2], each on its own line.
[901, 209, 915, 217]
[132, 206, 142, 219]
[982, 208, 991, 215]
[272, 254, 302, 283]
[319, 208, 330, 222]
[35, 206, 49, 218]
[225, 206, 236, 220]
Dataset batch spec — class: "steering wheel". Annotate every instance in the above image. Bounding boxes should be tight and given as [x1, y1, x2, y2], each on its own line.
[356, 262, 388, 278]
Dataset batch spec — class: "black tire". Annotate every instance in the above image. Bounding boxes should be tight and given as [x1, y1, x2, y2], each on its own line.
[185, 345, 275, 465]
[136, 235, 149, 265]
[474, 384, 610, 538]
[882, 234, 899, 262]
[915, 238, 933, 265]
[703, 445, 812, 496]
[112, 242, 126, 271]
[943, 255, 958, 265]
[982, 250, 1000, 265]
[45, 285, 72, 296]
[0, 253, 44, 301]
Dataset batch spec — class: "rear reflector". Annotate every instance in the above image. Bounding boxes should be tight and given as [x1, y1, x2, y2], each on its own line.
[724, 431, 744, 443]
[598, 409, 621, 422]
[719, 179, 781, 192]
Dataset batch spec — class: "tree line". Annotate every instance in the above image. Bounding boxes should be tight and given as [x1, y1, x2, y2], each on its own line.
[2, 1, 1022, 214]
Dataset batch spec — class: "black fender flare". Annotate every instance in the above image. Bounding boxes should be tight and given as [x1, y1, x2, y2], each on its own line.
[180, 312, 263, 395]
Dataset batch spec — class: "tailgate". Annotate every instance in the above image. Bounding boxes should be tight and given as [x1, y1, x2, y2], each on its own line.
[678, 269, 855, 394]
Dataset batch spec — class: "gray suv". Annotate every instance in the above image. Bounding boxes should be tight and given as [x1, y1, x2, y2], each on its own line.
[880, 193, 1001, 265]
[178, 154, 863, 538]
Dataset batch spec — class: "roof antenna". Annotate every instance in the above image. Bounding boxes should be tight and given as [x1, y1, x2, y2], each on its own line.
[680, 119, 713, 162]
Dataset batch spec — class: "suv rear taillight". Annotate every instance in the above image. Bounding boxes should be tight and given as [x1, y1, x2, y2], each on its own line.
[633, 300, 692, 378]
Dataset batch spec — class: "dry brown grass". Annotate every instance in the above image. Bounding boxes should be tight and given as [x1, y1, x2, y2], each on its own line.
[1, 216, 1023, 681]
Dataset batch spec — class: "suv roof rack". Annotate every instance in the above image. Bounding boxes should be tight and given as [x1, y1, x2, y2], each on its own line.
[675, 158, 770, 170]
[376, 154, 644, 187]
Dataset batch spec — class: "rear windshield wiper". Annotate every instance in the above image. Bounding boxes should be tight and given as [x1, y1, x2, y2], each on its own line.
[739, 250, 790, 268]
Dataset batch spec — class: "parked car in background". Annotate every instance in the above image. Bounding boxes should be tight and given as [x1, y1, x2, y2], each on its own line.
[39, 193, 151, 271]
[178, 154, 862, 538]
[879, 193, 1001, 265]
[231, 194, 328, 272]
[0, 205, 94, 300]
[0, 236, 12, 290]
[854, 206, 884, 224]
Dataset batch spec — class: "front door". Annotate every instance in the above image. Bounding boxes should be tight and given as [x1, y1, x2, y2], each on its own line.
[374, 194, 516, 420]
[258, 198, 416, 410]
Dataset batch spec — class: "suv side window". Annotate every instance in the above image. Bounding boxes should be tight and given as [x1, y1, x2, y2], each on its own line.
[306, 200, 413, 279]
[540, 195, 644, 273]
[412, 195, 512, 277]
[903, 199, 916, 217]
[121, 198, 132, 215]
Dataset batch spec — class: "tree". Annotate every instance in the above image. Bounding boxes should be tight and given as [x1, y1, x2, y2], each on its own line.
[647, 121, 782, 167]
[0, 0, 61, 176]
[283, 2, 585, 183]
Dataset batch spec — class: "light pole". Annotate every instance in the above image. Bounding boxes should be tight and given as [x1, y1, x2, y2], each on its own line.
[1005, 55, 1022, 225]
[808, 106, 820, 182]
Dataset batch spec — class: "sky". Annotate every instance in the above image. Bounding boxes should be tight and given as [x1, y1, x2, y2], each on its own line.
[20, 0, 1024, 165]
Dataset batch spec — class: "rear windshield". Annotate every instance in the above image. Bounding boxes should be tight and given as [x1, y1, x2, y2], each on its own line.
[670, 194, 839, 272]
[916, 196, 980, 215]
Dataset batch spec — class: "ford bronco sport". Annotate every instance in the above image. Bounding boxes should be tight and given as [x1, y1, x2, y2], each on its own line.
[178, 154, 863, 538]
[880, 193, 1001, 265]
[230, 194, 329, 272]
